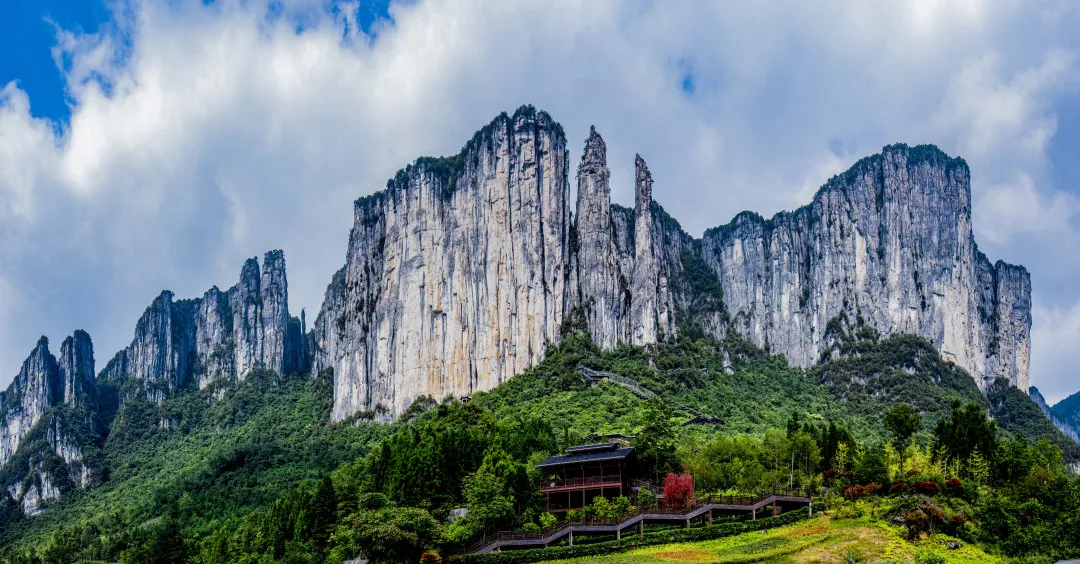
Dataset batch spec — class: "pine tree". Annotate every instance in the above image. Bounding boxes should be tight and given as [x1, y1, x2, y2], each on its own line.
[308, 475, 338, 551]
[966, 450, 990, 487]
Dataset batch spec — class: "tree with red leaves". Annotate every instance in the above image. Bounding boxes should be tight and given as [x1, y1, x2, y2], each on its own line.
[662, 473, 694, 508]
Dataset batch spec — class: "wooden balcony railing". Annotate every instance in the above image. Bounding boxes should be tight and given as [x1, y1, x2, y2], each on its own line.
[539, 476, 624, 492]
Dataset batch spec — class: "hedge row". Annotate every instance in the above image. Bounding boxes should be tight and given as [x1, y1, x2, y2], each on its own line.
[450, 506, 812, 564]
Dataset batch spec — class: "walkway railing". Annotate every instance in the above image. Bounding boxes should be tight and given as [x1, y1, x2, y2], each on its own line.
[575, 367, 722, 425]
[464, 489, 812, 554]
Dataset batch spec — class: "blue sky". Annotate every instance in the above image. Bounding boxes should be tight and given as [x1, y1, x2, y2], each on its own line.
[2, 1, 109, 122]
[1, 0, 1078, 403]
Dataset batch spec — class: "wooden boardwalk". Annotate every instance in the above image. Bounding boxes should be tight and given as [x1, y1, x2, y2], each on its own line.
[465, 490, 812, 554]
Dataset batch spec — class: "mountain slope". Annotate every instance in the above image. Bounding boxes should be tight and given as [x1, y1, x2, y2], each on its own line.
[989, 380, 1080, 463]
[0, 327, 1075, 561]
[311, 105, 1031, 421]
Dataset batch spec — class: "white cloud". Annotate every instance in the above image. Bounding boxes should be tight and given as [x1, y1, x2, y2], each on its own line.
[1032, 300, 1080, 404]
[976, 172, 1080, 245]
[1, 0, 1080, 399]
[929, 50, 1078, 165]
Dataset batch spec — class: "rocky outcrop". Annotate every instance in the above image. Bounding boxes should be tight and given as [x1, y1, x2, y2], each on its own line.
[311, 107, 572, 420]
[6, 461, 60, 517]
[308, 109, 1031, 420]
[700, 145, 1030, 392]
[58, 331, 95, 409]
[570, 129, 691, 349]
[628, 155, 677, 345]
[573, 127, 626, 349]
[1, 338, 60, 468]
[0, 334, 100, 515]
[103, 251, 308, 396]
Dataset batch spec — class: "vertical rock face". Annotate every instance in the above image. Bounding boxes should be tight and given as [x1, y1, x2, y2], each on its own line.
[110, 291, 195, 397]
[699, 145, 1029, 392]
[1, 333, 99, 514]
[573, 127, 626, 348]
[103, 251, 308, 393]
[628, 155, 678, 345]
[310, 110, 1030, 421]
[58, 331, 95, 408]
[2, 338, 62, 467]
[312, 106, 572, 420]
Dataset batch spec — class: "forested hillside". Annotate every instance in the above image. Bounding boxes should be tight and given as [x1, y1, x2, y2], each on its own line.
[0, 328, 1076, 563]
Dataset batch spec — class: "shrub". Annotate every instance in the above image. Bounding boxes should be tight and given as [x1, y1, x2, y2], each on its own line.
[944, 478, 962, 491]
[421, 551, 443, 564]
[635, 488, 657, 507]
[565, 508, 587, 522]
[823, 469, 839, 485]
[895, 497, 946, 540]
[357, 492, 389, 510]
[914, 481, 939, 494]
[841, 485, 865, 500]
[890, 480, 909, 494]
[662, 473, 694, 509]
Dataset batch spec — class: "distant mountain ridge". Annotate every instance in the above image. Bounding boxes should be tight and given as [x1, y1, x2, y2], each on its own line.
[1030, 386, 1080, 442]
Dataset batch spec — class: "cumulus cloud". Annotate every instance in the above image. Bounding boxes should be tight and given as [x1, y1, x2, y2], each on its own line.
[1, 0, 1080, 397]
[1032, 301, 1080, 404]
[930, 51, 1078, 165]
[976, 172, 1080, 245]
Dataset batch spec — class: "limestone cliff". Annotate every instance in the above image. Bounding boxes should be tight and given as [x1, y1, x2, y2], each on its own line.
[314, 108, 1031, 421]
[311, 106, 572, 420]
[572, 127, 626, 349]
[1, 338, 61, 468]
[0, 334, 99, 515]
[102, 250, 308, 396]
[700, 145, 1030, 392]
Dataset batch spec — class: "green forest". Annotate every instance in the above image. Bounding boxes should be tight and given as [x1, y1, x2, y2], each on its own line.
[1, 325, 1078, 563]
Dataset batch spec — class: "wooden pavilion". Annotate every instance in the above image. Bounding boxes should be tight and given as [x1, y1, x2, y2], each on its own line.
[535, 443, 637, 513]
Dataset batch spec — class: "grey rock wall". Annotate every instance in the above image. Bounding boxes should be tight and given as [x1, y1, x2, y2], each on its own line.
[103, 250, 308, 395]
[573, 127, 627, 349]
[0, 334, 99, 515]
[314, 110, 1031, 421]
[58, 331, 95, 409]
[0, 338, 60, 468]
[311, 107, 571, 420]
[699, 145, 1030, 392]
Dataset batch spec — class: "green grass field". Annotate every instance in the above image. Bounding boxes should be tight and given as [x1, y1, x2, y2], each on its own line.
[542, 514, 1003, 564]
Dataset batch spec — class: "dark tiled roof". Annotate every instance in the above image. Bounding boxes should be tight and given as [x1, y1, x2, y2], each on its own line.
[565, 442, 620, 454]
[536, 447, 635, 468]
